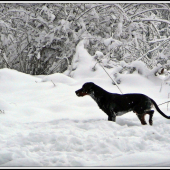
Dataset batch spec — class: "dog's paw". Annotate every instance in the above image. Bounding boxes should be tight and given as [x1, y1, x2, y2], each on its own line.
[141, 122, 147, 125]
[149, 120, 153, 126]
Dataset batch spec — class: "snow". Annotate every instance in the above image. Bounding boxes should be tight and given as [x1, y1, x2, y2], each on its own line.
[0, 41, 170, 167]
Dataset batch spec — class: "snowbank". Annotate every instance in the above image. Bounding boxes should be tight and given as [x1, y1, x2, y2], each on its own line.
[0, 41, 170, 167]
[41, 72, 76, 85]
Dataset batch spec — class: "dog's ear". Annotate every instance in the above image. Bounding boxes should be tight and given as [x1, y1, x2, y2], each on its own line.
[83, 82, 95, 89]
[87, 82, 95, 86]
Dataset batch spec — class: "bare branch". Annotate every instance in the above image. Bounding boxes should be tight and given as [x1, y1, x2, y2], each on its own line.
[158, 101, 170, 106]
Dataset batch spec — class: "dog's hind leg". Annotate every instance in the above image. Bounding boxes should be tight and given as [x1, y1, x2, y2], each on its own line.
[136, 113, 147, 125]
[108, 116, 116, 122]
[108, 113, 116, 122]
[146, 110, 154, 126]
[133, 103, 149, 125]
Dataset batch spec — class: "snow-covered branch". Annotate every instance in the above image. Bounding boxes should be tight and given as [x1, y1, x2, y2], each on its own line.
[131, 8, 169, 18]
[125, 3, 168, 12]
[149, 37, 170, 43]
[133, 18, 170, 25]
[137, 37, 170, 61]
[29, 16, 49, 30]
[1, 3, 170, 75]
[75, 3, 129, 22]
[2, 53, 12, 69]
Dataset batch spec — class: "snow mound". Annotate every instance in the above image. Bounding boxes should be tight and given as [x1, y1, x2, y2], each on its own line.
[0, 41, 170, 167]
[70, 40, 97, 79]
[0, 68, 39, 82]
[41, 73, 76, 85]
[0, 98, 14, 111]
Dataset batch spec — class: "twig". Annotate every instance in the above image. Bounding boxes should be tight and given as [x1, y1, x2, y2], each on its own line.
[0, 110, 5, 114]
[51, 80, 56, 87]
[1, 52, 11, 69]
[158, 101, 170, 106]
[96, 61, 123, 94]
[159, 81, 163, 93]
[168, 93, 170, 111]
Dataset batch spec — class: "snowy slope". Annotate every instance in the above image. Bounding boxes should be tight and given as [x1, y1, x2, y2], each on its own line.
[0, 41, 170, 167]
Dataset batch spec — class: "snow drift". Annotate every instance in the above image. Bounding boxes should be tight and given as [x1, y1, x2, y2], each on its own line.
[0, 41, 170, 167]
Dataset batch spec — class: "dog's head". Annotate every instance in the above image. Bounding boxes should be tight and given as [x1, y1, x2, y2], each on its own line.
[75, 82, 95, 97]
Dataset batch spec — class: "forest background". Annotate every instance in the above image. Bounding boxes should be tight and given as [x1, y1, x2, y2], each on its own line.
[0, 3, 170, 78]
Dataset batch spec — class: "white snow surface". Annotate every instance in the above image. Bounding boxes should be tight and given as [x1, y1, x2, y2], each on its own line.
[0, 41, 170, 167]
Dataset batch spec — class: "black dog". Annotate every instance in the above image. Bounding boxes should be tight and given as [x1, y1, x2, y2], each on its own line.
[75, 82, 170, 125]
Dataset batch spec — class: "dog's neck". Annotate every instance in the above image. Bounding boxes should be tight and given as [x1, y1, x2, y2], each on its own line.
[89, 85, 107, 103]
[89, 91, 98, 102]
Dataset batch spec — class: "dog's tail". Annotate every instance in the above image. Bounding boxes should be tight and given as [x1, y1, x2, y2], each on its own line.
[150, 98, 170, 119]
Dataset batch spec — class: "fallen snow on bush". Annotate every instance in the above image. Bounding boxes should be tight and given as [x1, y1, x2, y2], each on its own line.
[0, 41, 170, 167]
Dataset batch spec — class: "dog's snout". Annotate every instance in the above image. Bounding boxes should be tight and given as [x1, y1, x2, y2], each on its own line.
[75, 88, 88, 97]
[75, 90, 80, 96]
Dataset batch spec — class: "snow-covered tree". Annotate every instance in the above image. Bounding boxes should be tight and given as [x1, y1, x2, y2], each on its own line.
[0, 3, 170, 76]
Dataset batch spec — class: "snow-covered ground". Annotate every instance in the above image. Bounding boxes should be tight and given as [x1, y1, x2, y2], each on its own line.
[0, 41, 170, 167]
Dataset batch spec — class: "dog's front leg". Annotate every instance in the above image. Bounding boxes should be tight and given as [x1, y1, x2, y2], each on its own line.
[108, 114, 116, 122]
[108, 108, 117, 122]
